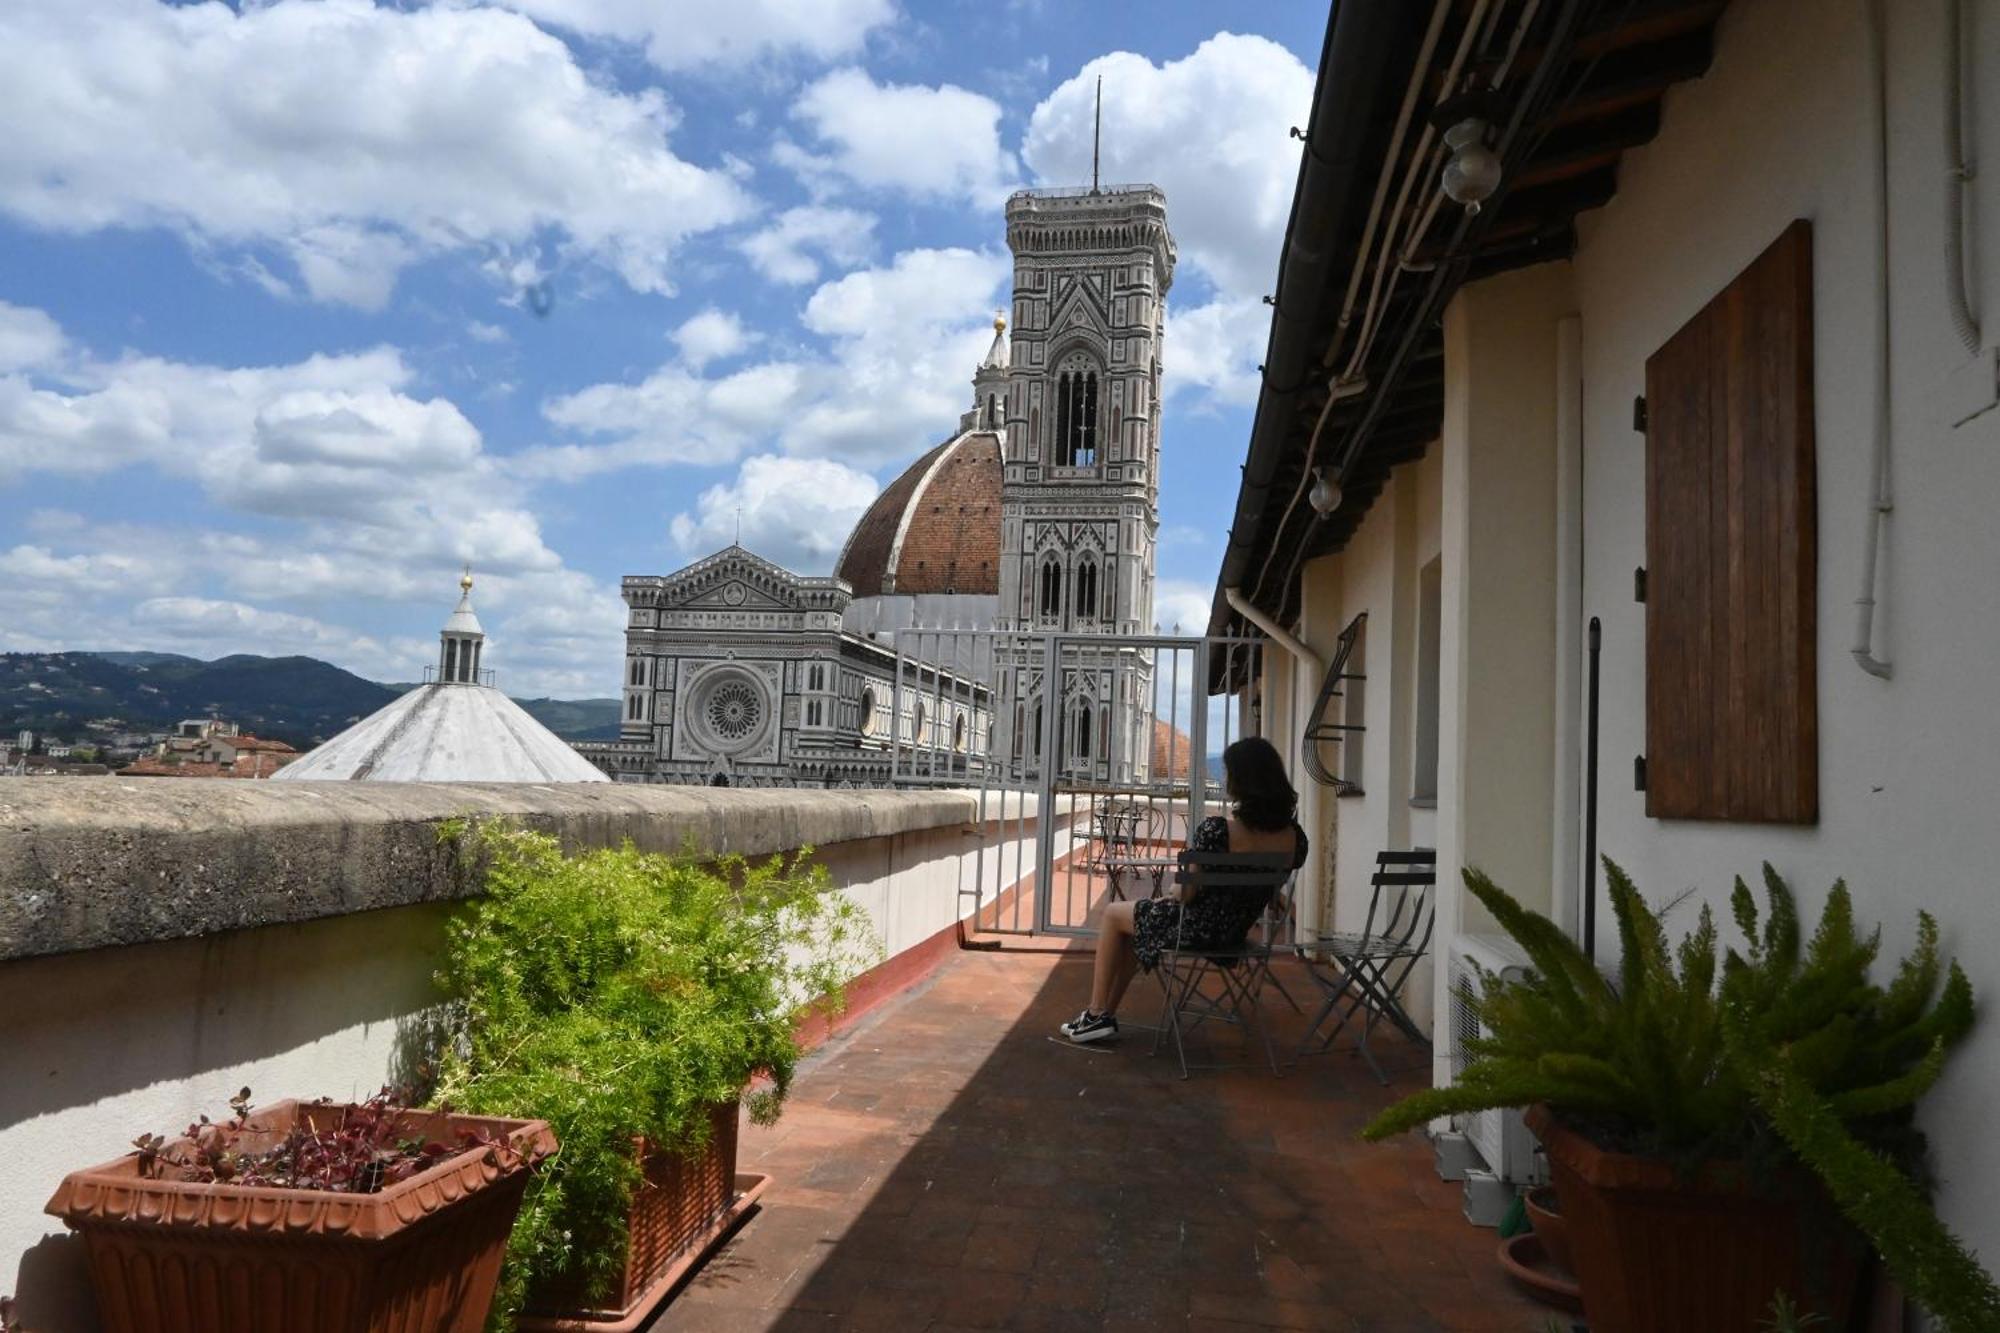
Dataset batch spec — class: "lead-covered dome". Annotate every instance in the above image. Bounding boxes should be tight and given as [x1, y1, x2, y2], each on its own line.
[835, 431, 1002, 597]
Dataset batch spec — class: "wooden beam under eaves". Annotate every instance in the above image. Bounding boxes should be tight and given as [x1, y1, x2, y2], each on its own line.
[1545, 30, 1715, 129]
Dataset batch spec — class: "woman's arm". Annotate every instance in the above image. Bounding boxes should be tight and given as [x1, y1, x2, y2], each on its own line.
[1179, 816, 1228, 902]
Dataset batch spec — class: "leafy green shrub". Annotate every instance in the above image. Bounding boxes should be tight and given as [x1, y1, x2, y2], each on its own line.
[1362, 860, 1999, 1332]
[431, 823, 874, 1325]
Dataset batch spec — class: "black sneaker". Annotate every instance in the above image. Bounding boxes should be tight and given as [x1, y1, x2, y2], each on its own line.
[1060, 1009, 1118, 1043]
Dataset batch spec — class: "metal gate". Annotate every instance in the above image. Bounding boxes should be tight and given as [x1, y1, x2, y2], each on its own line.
[889, 630, 1263, 937]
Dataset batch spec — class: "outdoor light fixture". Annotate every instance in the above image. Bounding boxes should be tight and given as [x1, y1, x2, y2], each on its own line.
[1309, 467, 1343, 516]
[1441, 117, 1502, 214]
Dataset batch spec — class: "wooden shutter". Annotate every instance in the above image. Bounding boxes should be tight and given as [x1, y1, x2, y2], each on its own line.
[1644, 220, 1817, 823]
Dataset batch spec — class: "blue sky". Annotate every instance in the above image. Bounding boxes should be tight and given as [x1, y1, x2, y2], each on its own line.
[0, 0, 1322, 697]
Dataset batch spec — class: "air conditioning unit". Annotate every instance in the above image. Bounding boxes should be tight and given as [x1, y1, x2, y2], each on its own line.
[1446, 933, 1539, 1186]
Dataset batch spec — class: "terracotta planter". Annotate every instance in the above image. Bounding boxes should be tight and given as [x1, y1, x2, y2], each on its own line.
[45, 1100, 556, 1333]
[1526, 1105, 1861, 1333]
[1523, 1184, 1572, 1274]
[520, 1102, 767, 1332]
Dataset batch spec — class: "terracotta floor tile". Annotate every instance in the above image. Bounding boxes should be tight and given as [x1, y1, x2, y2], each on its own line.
[646, 946, 1548, 1333]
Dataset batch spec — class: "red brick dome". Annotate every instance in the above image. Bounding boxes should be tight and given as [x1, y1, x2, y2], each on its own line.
[835, 432, 1003, 597]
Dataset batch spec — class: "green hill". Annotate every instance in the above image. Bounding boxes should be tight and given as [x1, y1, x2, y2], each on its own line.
[0, 652, 618, 749]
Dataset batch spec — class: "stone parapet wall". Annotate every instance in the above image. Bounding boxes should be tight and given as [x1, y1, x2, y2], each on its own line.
[0, 778, 977, 962]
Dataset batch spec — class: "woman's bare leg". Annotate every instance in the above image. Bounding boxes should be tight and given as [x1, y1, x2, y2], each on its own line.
[1090, 901, 1138, 1014]
[1103, 945, 1142, 1015]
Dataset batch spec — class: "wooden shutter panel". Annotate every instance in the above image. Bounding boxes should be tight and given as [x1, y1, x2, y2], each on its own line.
[1644, 220, 1818, 823]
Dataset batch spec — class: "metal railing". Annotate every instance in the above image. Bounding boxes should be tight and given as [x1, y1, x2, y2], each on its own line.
[889, 629, 1265, 937]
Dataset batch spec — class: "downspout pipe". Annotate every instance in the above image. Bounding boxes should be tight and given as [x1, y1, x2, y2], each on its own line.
[1944, 0, 1982, 356]
[1853, 0, 1895, 680]
[1224, 586, 1323, 682]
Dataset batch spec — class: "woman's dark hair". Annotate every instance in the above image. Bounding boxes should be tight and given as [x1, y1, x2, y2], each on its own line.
[1222, 736, 1296, 831]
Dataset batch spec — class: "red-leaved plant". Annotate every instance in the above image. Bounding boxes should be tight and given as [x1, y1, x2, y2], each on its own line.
[134, 1088, 521, 1195]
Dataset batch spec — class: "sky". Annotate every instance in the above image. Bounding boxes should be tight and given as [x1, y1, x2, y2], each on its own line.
[0, 0, 1324, 698]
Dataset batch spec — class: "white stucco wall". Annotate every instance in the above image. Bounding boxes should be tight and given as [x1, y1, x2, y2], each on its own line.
[1564, 0, 2000, 1280]
[0, 801, 1046, 1331]
[1291, 449, 1447, 1030]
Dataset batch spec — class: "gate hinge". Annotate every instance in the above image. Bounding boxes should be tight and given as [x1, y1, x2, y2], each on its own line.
[1634, 755, 1648, 792]
[1634, 567, 1648, 603]
[1632, 395, 1648, 432]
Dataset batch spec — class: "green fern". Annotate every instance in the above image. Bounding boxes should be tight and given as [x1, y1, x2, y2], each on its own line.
[1362, 859, 1995, 1330]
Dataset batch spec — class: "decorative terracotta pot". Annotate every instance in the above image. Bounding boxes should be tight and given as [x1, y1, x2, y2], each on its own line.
[520, 1101, 768, 1333]
[1523, 1184, 1572, 1274]
[45, 1101, 556, 1333]
[1526, 1105, 1861, 1333]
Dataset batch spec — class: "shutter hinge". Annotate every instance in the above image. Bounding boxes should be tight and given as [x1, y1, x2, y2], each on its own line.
[1632, 395, 1648, 432]
[1634, 755, 1648, 792]
[1634, 567, 1648, 602]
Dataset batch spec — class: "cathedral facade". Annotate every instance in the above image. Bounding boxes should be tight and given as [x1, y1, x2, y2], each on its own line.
[582, 182, 1175, 788]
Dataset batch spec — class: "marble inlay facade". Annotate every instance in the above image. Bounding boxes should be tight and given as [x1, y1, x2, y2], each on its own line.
[583, 184, 1174, 788]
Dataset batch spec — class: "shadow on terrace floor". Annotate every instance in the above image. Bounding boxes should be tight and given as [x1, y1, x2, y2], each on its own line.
[647, 940, 1551, 1332]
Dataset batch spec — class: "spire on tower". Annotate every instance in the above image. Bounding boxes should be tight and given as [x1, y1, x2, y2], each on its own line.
[980, 310, 1008, 370]
[1091, 75, 1102, 194]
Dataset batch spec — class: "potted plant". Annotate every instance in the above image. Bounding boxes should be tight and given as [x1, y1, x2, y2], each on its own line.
[1364, 861, 2000, 1333]
[430, 823, 871, 1331]
[44, 1087, 554, 1333]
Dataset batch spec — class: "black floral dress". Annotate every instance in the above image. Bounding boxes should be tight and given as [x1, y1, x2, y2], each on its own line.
[1131, 816, 1307, 971]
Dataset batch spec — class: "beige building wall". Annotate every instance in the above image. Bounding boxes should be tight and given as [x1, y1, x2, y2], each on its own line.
[1564, 0, 2000, 1272]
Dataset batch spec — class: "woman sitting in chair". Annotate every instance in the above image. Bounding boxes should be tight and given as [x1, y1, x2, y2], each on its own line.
[1061, 735, 1307, 1044]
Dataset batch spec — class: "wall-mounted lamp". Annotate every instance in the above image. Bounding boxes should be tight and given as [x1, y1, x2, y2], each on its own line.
[1441, 116, 1503, 215]
[1309, 467, 1343, 516]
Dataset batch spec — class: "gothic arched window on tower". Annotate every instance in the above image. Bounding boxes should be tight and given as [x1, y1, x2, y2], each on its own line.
[1052, 359, 1100, 467]
[1075, 557, 1098, 622]
[1038, 558, 1063, 622]
[1073, 700, 1093, 762]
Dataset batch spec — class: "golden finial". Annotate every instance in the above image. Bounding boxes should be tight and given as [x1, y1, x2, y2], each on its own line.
[994, 309, 1007, 333]
[459, 564, 474, 593]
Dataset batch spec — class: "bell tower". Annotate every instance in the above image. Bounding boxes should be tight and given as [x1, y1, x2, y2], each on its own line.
[995, 173, 1175, 783]
[997, 183, 1174, 635]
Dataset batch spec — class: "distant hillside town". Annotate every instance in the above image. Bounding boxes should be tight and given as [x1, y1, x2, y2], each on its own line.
[0, 649, 620, 778]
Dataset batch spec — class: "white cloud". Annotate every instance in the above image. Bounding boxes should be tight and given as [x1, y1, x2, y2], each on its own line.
[523, 361, 807, 477]
[1022, 35, 1312, 299]
[739, 206, 877, 285]
[672, 308, 756, 369]
[0, 301, 66, 373]
[132, 596, 399, 661]
[1164, 296, 1268, 406]
[1153, 579, 1216, 636]
[668, 455, 880, 572]
[785, 69, 1017, 203]
[520, 246, 1009, 479]
[0, 0, 753, 307]
[487, 0, 894, 72]
[0, 304, 623, 694]
[467, 320, 511, 345]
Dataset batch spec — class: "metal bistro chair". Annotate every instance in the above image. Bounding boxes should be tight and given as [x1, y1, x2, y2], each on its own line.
[1087, 798, 1148, 901]
[1150, 848, 1299, 1080]
[1295, 848, 1438, 1084]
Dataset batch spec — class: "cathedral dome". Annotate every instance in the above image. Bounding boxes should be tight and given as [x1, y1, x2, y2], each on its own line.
[835, 431, 1002, 597]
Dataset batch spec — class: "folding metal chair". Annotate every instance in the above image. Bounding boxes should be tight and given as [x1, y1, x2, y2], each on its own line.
[1150, 849, 1298, 1079]
[1295, 849, 1437, 1084]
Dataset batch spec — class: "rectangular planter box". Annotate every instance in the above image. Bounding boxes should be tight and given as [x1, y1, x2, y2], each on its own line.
[46, 1101, 556, 1333]
[521, 1102, 763, 1332]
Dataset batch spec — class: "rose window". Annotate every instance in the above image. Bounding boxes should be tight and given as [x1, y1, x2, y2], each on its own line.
[705, 680, 761, 741]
